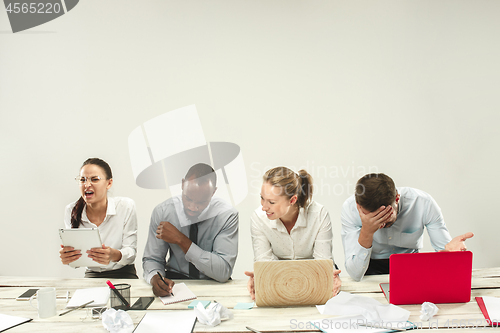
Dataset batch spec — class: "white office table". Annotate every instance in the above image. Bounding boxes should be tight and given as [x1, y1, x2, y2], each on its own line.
[1, 268, 500, 332]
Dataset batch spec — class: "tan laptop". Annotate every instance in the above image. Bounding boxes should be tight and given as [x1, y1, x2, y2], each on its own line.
[254, 259, 334, 307]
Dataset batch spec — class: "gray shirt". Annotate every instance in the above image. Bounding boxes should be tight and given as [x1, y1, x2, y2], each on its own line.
[142, 196, 239, 283]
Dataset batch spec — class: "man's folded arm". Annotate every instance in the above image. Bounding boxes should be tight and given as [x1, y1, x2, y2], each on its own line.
[143, 208, 170, 284]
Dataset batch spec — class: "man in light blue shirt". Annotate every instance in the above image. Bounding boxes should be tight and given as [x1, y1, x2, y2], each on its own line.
[341, 173, 473, 282]
[143, 163, 239, 296]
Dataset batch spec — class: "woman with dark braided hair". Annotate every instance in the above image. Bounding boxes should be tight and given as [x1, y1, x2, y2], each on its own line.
[59, 158, 138, 279]
[245, 166, 341, 299]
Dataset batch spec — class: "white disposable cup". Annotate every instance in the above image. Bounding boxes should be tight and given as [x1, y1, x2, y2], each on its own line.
[29, 287, 57, 318]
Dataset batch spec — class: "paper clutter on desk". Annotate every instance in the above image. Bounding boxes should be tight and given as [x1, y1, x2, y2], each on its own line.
[194, 301, 234, 326]
[420, 302, 439, 321]
[317, 291, 410, 323]
[101, 308, 134, 333]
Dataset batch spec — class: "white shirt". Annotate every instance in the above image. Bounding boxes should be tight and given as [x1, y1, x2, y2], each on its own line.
[64, 197, 138, 272]
[341, 187, 452, 281]
[251, 200, 334, 262]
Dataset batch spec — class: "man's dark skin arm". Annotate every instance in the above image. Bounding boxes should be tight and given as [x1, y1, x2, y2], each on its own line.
[151, 273, 175, 297]
[150, 221, 188, 297]
[156, 221, 192, 253]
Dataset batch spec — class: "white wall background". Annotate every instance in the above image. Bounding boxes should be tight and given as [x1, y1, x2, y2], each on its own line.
[1, 0, 499, 279]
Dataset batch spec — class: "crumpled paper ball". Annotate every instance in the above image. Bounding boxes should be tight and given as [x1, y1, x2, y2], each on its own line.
[102, 308, 134, 333]
[194, 301, 234, 326]
[420, 302, 439, 321]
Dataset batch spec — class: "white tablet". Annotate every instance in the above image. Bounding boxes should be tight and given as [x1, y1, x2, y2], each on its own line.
[59, 228, 106, 268]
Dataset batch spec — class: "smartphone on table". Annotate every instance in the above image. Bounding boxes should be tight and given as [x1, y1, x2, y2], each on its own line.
[16, 289, 38, 301]
[129, 297, 155, 310]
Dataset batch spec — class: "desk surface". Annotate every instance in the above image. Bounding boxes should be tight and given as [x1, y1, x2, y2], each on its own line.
[2, 268, 500, 332]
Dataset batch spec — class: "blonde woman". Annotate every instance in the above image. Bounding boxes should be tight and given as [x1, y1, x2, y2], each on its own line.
[245, 167, 341, 299]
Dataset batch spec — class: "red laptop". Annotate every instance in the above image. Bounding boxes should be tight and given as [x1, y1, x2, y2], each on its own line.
[380, 251, 473, 305]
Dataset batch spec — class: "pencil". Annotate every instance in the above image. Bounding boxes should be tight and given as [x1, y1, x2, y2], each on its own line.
[59, 300, 94, 316]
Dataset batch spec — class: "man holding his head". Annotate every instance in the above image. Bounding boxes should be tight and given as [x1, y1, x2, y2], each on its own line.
[341, 173, 473, 282]
[143, 163, 239, 296]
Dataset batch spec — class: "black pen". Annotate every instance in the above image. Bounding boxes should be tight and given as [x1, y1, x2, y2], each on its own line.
[106, 280, 130, 308]
[246, 327, 263, 333]
[156, 272, 174, 296]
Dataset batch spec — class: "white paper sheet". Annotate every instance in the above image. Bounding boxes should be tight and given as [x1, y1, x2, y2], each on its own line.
[0, 313, 32, 331]
[134, 311, 197, 333]
[482, 296, 500, 322]
[310, 315, 389, 333]
[311, 315, 417, 333]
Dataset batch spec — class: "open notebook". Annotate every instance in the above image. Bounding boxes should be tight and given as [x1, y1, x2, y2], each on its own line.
[159, 283, 196, 305]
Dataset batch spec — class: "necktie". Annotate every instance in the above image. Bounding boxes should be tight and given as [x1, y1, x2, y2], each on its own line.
[189, 223, 199, 279]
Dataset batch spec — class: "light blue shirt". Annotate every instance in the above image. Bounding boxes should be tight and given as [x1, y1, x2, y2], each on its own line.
[142, 196, 239, 283]
[341, 187, 452, 281]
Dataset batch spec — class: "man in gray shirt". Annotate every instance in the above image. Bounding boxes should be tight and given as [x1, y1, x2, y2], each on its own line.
[143, 163, 239, 297]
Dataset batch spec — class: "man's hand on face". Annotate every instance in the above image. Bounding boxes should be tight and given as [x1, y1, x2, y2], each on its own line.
[357, 204, 394, 235]
[357, 204, 395, 249]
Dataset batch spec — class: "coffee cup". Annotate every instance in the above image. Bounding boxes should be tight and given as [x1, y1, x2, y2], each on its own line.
[29, 287, 57, 318]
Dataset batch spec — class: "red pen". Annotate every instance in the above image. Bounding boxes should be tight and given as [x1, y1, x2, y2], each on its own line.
[106, 280, 130, 308]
